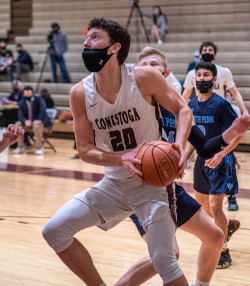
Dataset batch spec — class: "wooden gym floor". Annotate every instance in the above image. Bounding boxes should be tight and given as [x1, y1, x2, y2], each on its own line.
[0, 138, 250, 286]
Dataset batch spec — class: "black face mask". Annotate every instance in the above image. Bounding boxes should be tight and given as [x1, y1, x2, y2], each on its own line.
[201, 53, 214, 63]
[17, 50, 22, 54]
[25, 96, 32, 101]
[82, 45, 113, 72]
[196, 80, 214, 93]
[13, 88, 19, 93]
[0, 46, 6, 51]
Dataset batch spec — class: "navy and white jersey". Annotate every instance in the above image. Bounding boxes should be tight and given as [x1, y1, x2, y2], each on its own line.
[188, 93, 237, 140]
[160, 106, 177, 144]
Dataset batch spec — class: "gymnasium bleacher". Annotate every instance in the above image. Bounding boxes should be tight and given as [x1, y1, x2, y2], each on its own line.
[0, 0, 250, 143]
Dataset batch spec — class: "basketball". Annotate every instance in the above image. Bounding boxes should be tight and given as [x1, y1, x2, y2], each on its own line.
[135, 141, 180, 187]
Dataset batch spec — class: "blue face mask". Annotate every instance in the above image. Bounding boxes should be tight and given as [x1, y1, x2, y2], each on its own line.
[226, 98, 231, 103]
[194, 58, 201, 64]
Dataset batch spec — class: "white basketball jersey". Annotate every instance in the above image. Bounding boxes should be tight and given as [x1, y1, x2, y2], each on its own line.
[83, 64, 160, 180]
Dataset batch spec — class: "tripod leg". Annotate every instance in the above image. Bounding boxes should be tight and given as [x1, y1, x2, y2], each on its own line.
[137, 6, 150, 43]
[126, 5, 135, 30]
[35, 48, 50, 93]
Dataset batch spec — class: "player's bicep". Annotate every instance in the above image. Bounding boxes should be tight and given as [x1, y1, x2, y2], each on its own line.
[70, 88, 94, 147]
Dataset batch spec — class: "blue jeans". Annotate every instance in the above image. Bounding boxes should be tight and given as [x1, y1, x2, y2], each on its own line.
[50, 54, 71, 83]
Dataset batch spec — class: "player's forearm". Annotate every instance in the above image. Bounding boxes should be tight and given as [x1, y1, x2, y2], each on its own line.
[185, 142, 195, 159]
[175, 107, 192, 150]
[0, 140, 9, 153]
[78, 144, 122, 166]
[181, 88, 192, 103]
[219, 135, 243, 158]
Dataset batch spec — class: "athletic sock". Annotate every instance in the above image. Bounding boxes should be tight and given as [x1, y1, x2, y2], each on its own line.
[226, 217, 230, 225]
[196, 278, 210, 286]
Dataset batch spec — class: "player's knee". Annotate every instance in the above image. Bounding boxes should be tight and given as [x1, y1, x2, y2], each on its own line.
[42, 220, 73, 253]
[151, 247, 182, 283]
[209, 202, 223, 218]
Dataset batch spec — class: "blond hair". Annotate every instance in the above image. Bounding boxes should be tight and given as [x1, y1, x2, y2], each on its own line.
[138, 46, 167, 68]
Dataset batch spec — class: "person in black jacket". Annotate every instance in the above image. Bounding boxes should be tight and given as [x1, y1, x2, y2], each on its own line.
[40, 88, 54, 108]
[14, 86, 52, 155]
[13, 43, 33, 81]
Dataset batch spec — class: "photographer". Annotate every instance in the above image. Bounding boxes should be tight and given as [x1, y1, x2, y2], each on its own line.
[48, 23, 71, 83]
[13, 43, 33, 80]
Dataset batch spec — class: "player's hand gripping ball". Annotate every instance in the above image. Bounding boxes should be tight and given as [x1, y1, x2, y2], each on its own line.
[135, 141, 180, 187]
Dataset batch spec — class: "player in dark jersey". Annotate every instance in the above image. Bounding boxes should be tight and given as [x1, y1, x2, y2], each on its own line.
[114, 48, 250, 286]
[187, 62, 242, 269]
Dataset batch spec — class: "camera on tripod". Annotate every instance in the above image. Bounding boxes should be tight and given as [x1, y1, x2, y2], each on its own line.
[47, 32, 54, 50]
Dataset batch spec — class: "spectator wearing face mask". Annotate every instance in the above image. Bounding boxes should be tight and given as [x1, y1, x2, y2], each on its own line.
[13, 43, 33, 81]
[8, 80, 24, 103]
[179, 50, 201, 91]
[0, 40, 13, 81]
[187, 50, 201, 73]
[14, 86, 52, 155]
[49, 23, 71, 83]
[140, 6, 168, 44]
[182, 41, 248, 116]
[40, 88, 54, 108]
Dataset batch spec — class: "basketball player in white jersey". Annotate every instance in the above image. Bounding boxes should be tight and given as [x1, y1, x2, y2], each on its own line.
[42, 18, 193, 286]
[182, 41, 248, 115]
[0, 124, 24, 153]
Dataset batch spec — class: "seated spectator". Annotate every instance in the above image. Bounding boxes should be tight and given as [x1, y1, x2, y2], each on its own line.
[13, 43, 33, 80]
[140, 6, 168, 44]
[187, 50, 201, 73]
[0, 40, 13, 81]
[225, 90, 241, 118]
[8, 80, 23, 103]
[179, 50, 201, 91]
[40, 88, 54, 108]
[13, 86, 52, 155]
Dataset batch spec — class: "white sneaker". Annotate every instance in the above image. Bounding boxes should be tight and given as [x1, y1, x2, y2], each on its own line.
[157, 39, 163, 44]
[13, 147, 23, 154]
[188, 283, 195, 286]
[35, 147, 44, 155]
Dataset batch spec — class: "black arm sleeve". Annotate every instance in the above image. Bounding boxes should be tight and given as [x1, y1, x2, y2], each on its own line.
[188, 125, 228, 160]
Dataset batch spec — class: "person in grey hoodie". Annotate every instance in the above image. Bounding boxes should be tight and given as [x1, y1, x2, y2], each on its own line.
[140, 5, 168, 44]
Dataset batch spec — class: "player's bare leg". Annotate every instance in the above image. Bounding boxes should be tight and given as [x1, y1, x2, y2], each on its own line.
[57, 238, 104, 286]
[180, 208, 224, 282]
[115, 237, 179, 286]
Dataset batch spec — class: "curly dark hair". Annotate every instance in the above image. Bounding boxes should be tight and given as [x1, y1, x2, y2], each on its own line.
[199, 41, 218, 55]
[195, 62, 217, 77]
[88, 18, 131, 66]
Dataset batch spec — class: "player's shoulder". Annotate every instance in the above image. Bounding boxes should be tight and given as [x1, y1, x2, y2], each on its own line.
[188, 95, 198, 107]
[70, 81, 85, 100]
[187, 68, 196, 78]
[215, 64, 232, 75]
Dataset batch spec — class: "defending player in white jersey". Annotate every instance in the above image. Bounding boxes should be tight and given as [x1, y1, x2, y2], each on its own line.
[42, 18, 193, 286]
[182, 41, 248, 115]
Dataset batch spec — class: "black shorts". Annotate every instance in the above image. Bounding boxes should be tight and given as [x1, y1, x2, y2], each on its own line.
[194, 153, 238, 196]
[129, 183, 201, 237]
